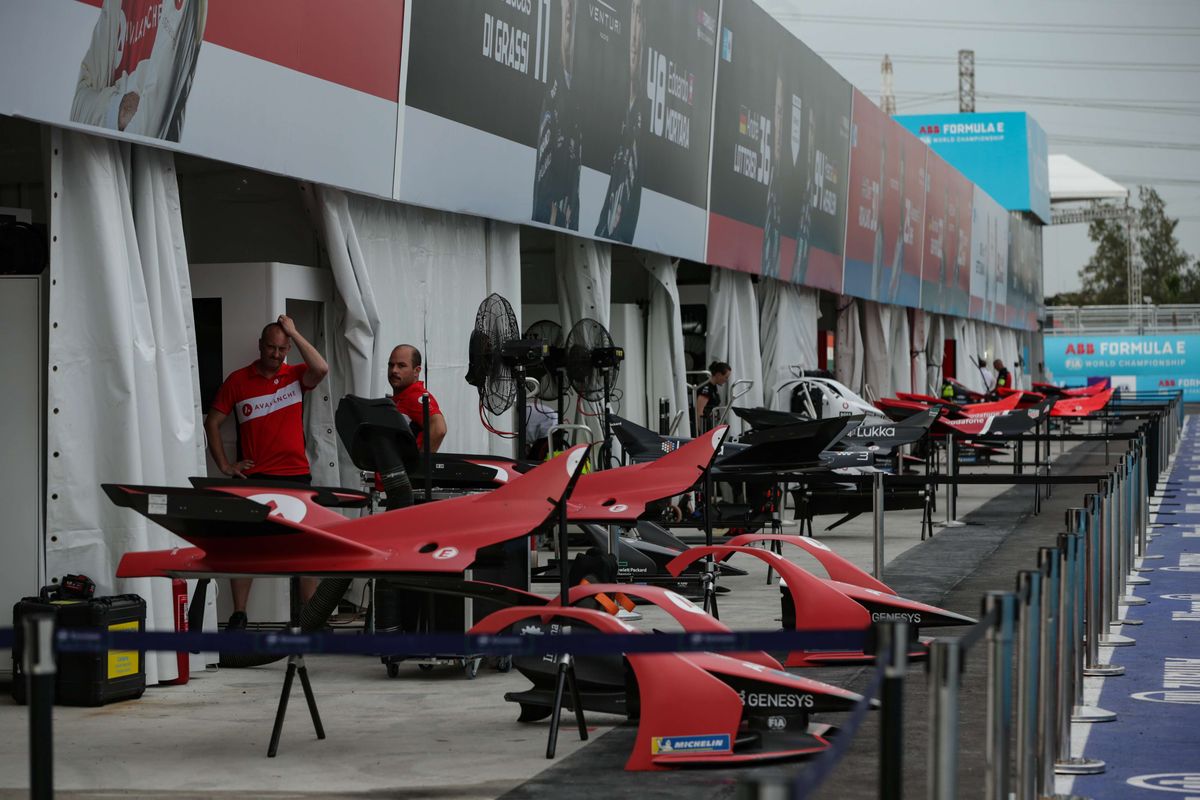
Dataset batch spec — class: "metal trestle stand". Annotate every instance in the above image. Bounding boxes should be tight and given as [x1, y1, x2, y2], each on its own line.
[268, 577, 326, 757]
[546, 489, 588, 759]
[701, 464, 720, 619]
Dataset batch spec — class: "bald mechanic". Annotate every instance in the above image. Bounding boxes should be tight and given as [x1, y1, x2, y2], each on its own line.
[388, 344, 447, 452]
[204, 315, 329, 630]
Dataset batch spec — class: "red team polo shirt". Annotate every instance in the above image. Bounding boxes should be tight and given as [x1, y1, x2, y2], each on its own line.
[211, 362, 311, 476]
[392, 380, 441, 448]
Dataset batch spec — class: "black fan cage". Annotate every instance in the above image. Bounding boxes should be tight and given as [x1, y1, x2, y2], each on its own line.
[471, 293, 520, 414]
[565, 318, 619, 401]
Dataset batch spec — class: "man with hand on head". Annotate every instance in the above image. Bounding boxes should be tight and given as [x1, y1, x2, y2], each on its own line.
[204, 315, 329, 630]
[388, 344, 447, 452]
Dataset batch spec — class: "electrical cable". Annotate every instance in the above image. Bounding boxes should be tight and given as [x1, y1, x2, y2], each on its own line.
[820, 51, 1200, 73]
[775, 13, 1200, 37]
[479, 402, 516, 438]
[1047, 135, 1200, 152]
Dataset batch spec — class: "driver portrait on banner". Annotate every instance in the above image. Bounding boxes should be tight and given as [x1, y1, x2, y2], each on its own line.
[790, 101, 816, 286]
[594, 0, 645, 244]
[531, 0, 582, 231]
[760, 69, 785, 279]
[70, 0, 209, 143]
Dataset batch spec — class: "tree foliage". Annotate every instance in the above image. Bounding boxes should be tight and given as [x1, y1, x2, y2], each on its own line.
[1047, 187, 1199, 306]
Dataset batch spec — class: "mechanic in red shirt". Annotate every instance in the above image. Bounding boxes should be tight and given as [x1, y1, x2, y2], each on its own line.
[204, 314, 329, 630]
[387, 344, 447, 451]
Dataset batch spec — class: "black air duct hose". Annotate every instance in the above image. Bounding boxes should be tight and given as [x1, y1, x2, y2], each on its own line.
[218, 577, 353, 668]
[221, 397, 418, 667]
[371, 433, 417, 634]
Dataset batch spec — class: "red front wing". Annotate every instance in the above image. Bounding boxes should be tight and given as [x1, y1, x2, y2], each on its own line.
[1051, 387, 1113, 417]
[470, 605, 865, 770]
[667, 545, 972, 666]
[114, 445, 591, 579]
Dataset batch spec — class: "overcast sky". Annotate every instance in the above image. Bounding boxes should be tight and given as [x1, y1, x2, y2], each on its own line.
[759, 0, 1200, 299]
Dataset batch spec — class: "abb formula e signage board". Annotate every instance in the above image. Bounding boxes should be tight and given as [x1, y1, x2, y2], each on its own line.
[705, 0, 851, 292]
[0, 0, 405, 199]
[1044, 335, 1200, 401]
[398, 0, 720, 262]
[895, 111, 1050, 225]
[842, 89, 925, 307]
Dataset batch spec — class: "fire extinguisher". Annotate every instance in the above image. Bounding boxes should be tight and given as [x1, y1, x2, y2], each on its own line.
[160, 578, 190, 686]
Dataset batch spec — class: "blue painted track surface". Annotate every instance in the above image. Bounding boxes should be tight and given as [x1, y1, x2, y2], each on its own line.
[1075, 417, 1200, 798]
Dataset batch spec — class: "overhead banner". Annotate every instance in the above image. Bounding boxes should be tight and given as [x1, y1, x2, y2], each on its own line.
[1044, 335, 1200, 401]
[920, 152, 972, 318]
[399, 0, 719, 261]
[0, 0, 405, 199]
[705, 0, 851, 292]
[842, 90, 924, 307]
[1007, 213, 1042, 330]
[969, 186, 1008, 324]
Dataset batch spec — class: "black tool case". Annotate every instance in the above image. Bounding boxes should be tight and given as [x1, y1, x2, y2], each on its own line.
[11, 594, 147, 706]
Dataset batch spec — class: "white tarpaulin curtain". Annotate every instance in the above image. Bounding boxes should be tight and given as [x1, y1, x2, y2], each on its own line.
[313, 186, 522, 477]
[889, 306, 912, 396]
[998, 327, 1023, 389]
[47, 131, 206, 685]
[642, 254, 689, 432]
[555, 234, 611, 331]
[861, 301, 892, 401]
[953, 317, 987, 394]
[706, 268, 764, 436]
[555, 235, 611, 442]
[924, 313, 946, 395]
[910, 310, 927, 395]
[759, 279, 819, 410]
[835, 296, 864, 394]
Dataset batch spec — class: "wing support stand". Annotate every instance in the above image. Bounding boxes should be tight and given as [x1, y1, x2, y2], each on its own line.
[267, 638, 326, 758]
[546, 478, 589, 759]
[267, 577, 326, 758]
[545, 646, 589, 759]
[701, 461, 720, 619]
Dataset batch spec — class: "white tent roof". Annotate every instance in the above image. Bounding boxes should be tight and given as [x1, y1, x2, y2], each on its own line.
[1049, 154, 1128, 203]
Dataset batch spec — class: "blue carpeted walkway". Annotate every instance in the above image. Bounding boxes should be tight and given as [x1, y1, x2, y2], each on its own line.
[1071, 417, 1200, 798]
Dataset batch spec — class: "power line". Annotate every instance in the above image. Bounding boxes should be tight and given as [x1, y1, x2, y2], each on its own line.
[819, 51, 1200, 73]
[1109, 176, 1200, 187]
[776, 13, 1200, 36]
[1048, 135, 1200, 152]
[977, 92, 1200, 117]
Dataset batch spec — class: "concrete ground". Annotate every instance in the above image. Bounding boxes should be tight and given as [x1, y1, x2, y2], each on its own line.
[0, 433, 1132, 798]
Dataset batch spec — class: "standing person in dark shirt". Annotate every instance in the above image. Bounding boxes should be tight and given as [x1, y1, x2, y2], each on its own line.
[595, 0, 645, 243]
[992, 358, 1012, 399]
[695, 360, 732, 434]
[532, 0, 582, 230]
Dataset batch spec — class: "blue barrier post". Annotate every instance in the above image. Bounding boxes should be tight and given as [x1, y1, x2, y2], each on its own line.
[878, 621, 908, 800]
[983, 592, 1016, 800]
[927, 638, 962, 800]
[24, 612, 55, 800]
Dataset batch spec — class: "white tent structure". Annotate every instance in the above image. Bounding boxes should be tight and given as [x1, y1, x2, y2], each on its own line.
[1047, 154, 1136, 303]
[1048, 154, 1128, 204]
